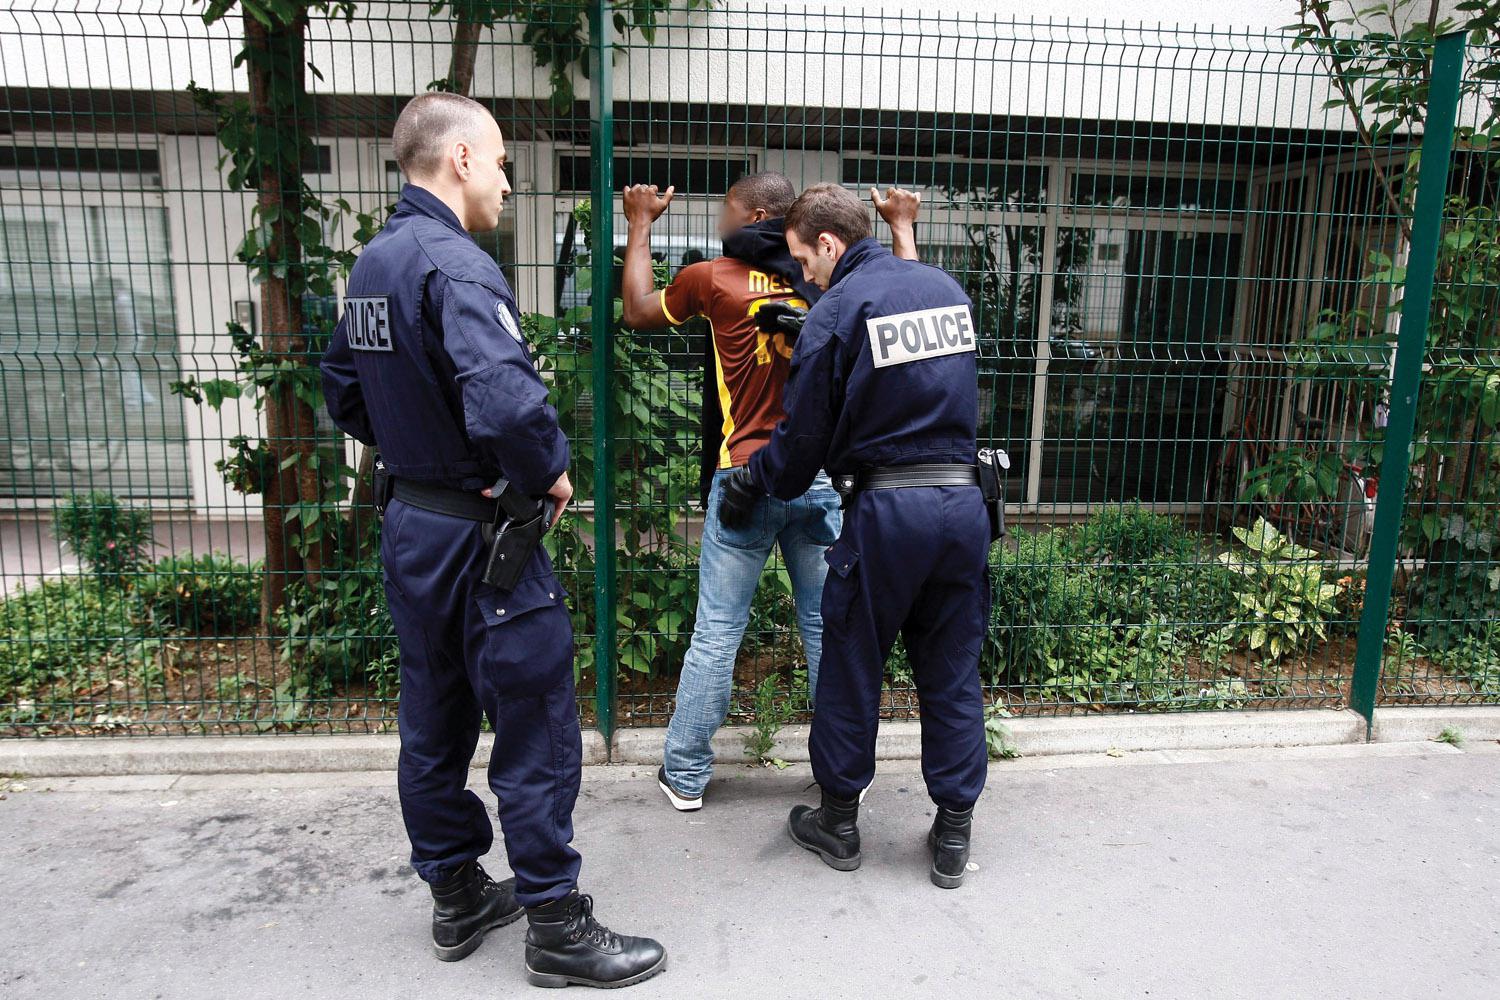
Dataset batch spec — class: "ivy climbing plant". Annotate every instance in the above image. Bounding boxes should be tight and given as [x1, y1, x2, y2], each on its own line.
[176, 0, 378, 627]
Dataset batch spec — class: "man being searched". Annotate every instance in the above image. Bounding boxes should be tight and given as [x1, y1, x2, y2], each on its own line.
[725, 183, 992, 889]
[320, 92, 666, 987]
[619, 173, 921, 813]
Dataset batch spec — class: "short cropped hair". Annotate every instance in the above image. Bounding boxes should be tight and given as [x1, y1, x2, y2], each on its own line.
[392, 92, 493, 179]
[784, 183, 872, 247]
[727, 171, 797, 217]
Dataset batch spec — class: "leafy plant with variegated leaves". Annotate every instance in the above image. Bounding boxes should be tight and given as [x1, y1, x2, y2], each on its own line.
[1218, 518, 1343, 661]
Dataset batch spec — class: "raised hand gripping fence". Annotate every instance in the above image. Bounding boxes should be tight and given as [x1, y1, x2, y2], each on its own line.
[0, 2, 1495, 741]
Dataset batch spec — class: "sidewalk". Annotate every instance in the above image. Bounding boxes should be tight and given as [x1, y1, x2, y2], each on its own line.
[2, 742, 1497, 999]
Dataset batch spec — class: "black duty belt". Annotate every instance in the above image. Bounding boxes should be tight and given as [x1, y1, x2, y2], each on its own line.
[392, 479, 502, 522]
[854, 463, 980, 491]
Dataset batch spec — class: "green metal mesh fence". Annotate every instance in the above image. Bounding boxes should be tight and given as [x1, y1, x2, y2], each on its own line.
[0, 2, 1495, 739]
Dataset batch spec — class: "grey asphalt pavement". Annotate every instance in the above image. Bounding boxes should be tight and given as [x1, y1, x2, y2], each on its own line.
[2, 741, 1497, 999]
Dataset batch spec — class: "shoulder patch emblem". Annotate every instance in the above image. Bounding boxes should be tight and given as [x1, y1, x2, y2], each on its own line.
[495, 300, 523, 343]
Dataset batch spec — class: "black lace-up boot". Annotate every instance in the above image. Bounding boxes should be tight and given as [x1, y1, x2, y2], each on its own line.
[787, 787, 862, 871]
[524, 891, 668, 988]
[429, 860, 523, 961]
[927, 805, 974, 888]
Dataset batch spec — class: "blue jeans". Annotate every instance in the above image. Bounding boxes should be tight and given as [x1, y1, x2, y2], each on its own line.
[662, 468, 842, 797]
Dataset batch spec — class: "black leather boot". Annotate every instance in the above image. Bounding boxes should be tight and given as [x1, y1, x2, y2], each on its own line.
[927, 805, 974, 888]
[429, 860, 524, 961]
[524, 891, 668, 988]
[787, 788, 862, 871]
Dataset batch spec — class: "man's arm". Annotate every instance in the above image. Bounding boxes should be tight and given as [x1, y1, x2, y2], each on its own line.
[620, 183, 675, 329]
[439, 274, 570, 497]
[749, 307, 842, 500]
[320, 311, 376, 446]
[871, 186, 921, 261]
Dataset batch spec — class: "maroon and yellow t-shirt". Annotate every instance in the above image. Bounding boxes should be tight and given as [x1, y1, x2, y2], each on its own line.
[660, 258, 810, 469]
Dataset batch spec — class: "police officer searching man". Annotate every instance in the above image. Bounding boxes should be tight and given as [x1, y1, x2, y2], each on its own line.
[320, 92, 667, 986]
[618, 174, 921, 814]
[719, 183, 991, 888]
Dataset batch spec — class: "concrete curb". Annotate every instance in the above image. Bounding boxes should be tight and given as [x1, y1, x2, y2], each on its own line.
[0, 730, 609, 778]
[611, 709, 1368, 765]
[1370, 705, 1500, 745]
[3, 707, 1494, 778]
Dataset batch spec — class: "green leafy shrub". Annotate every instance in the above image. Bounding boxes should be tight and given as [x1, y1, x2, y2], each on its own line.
[1403, 509, 1498, 653]
[135, 553, 262, 634]
[1429, 626, 1500, 698]
[1065, 506, 1238, 632]
[1218, 518, 1341, 661]
[0, 577, 135, 698]
[276, 564, 396, 694]
[1062, 504, 1189, 565]
[51, 492, 155, 585]
[985, 528, 1096, 683]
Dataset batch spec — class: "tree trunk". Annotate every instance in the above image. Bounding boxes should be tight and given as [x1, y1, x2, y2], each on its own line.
[245, 11, 324, 626]
[447, 14, 483, 96]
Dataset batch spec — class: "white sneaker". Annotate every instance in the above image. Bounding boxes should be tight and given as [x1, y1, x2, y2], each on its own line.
[657, 766, 703, 812]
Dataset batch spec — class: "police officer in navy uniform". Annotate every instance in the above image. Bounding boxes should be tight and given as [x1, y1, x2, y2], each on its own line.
[718, 183, 989, 888]
[320, 92, 666, 987]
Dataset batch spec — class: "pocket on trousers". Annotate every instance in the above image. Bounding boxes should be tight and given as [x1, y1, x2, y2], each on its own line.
[820, 540, 860, 628]
[474, 574, 573, 700]
[711, 484, 772, 552]
[475, 573, 566, 626]
[799, 489, 843, 547]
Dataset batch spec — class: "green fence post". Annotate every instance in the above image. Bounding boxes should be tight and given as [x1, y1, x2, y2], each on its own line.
[1349, 31, 1467, 735]
[587, 0, 618, 757]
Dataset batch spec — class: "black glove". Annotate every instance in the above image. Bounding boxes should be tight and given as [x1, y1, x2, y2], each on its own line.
[717, 467, 764, 529]
[754, 302, 808, 340]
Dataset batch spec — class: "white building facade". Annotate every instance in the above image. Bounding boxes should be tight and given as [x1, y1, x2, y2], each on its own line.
[0, 1, 1444, 520]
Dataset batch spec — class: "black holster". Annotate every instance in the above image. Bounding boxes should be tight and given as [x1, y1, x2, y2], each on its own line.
[371, 456, 394, 516]
[831, 473, 856, 510]
[481, 480, 549, 592]
[977, 448, 1009, 542]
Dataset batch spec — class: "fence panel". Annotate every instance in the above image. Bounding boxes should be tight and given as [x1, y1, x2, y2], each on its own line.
[0, 2, 606, 734]
[602, 8, 1464, 728]
[0, 2, 1494, 739]
[1372, 38, 1500, 710]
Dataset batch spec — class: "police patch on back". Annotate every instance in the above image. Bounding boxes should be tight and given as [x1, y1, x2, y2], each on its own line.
[345, 295, 393, 352]
[866, 304, 976, 368]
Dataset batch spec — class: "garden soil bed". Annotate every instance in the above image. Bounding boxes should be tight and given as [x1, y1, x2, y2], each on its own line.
[3, 634, 1489, 738]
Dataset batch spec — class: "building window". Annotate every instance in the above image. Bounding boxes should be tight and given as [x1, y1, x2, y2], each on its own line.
[557, 154, 751, 195]
[0, 197, 189, 499]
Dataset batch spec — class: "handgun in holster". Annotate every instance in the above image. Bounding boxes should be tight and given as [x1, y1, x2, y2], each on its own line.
[481, 478, 551, 592]
[977, 448, 1010, 542]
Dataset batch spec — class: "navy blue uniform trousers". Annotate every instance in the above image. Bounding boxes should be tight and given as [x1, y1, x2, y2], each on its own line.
[812, 484, 990, 810]
[380, 498, 582, 907]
